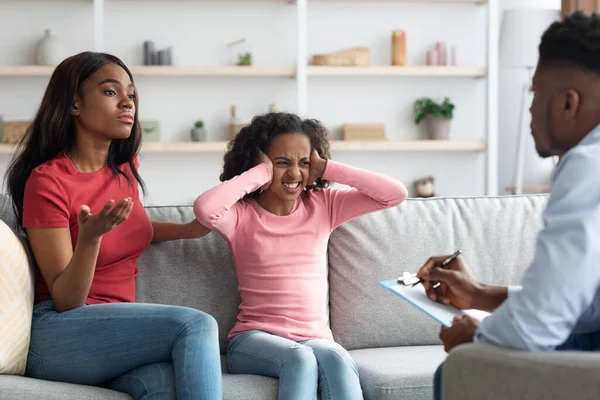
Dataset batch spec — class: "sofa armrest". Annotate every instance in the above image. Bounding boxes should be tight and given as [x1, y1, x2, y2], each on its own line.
[442, 343, 600, 400]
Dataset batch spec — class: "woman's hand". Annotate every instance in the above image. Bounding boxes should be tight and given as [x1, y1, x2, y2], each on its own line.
[308, 149, 327, 187]
[77, 198, 133, 244]
[187, 219, 211, 239]
[256, 150, 273, 191]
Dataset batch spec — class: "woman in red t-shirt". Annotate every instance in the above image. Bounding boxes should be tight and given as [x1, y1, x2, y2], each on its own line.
[5, 52, 221, 399]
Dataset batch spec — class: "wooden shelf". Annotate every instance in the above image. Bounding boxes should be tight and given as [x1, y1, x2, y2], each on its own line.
[0, 66, 296, 78]
[311, 0, 485, 3]
[141, 140, 487, 153]
[130, 66, 295, 77]
[308, 66, 487, 77]
[0, 140, 486, 155]
[505, 185, 551, 195]
[103, 0, 486, 2]
[0, 66, 487, 78]
[0, 66, 54, 77]
[99, 0, 485, 2]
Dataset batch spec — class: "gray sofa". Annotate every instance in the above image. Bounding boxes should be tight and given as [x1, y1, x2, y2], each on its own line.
[3, 193, 595, 400]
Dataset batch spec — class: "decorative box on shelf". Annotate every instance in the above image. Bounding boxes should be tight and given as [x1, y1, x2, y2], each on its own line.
[342, 123, 386, 141]
[312, 47, 371, 67]
[1, 120, 30, 144]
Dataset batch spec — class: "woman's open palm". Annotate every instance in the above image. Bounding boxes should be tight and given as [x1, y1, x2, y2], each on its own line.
[77, 198, 133, 243]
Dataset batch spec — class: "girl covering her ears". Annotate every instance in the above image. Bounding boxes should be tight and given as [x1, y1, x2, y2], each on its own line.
[193, 112, 408, 400]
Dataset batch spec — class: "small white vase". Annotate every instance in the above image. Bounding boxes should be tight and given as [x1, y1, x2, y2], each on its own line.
[36, 29, 63, 66]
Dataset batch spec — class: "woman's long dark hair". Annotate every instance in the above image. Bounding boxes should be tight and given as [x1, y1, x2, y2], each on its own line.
[4, 51, 145, 229]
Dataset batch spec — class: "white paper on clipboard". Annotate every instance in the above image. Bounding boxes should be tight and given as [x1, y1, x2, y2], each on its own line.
[379, 279, 490, 327]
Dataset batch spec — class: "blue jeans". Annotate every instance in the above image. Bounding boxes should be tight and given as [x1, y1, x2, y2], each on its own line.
[433, 331, 600, 400]
[26, 301, 222, 400]
[227, 330, 364, 400]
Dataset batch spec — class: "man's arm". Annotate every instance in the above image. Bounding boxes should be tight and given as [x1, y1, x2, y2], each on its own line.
[475, 151, 600, 351]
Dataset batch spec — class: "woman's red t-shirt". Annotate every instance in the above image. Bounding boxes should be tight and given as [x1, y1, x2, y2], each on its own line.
[22, 151, 153, 304]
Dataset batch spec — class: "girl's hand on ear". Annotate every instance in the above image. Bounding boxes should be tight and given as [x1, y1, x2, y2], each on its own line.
[256, 150, 273, 191]
[308, 149, 327, 187]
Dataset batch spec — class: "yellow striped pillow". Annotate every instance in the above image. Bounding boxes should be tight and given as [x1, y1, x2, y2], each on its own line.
[0, 220, 34, 376]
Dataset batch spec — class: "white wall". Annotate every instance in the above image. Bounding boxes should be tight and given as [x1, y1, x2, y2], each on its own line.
[498, 0, 561, 193]
[0, 1, 539, 206]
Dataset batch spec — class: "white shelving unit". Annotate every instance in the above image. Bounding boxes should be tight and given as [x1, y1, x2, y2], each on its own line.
[0, 0, 499, 195]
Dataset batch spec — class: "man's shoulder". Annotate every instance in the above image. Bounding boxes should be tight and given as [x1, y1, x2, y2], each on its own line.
[555, 142, 600, 183]
[548, 142, 600, 214]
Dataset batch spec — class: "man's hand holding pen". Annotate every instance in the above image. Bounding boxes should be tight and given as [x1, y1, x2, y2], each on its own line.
[416, 253, 482, 352]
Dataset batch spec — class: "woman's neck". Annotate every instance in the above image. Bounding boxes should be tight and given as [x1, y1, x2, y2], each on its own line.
[256, 193, 296, 216]
[68, 134, 111, 173]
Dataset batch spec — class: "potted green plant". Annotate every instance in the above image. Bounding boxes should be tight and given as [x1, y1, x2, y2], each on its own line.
[191, 120, 207, 142]
[413, 97, 455, 140]
[237, 52, 252, 66]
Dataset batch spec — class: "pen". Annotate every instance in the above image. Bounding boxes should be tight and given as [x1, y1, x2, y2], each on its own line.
[411, 249, 462, 287]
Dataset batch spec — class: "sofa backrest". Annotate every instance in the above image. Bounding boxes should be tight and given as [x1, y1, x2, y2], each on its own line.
[136, 205, 239, 353]
[0, 193, 549, 354]
[327, 195, 548, 350]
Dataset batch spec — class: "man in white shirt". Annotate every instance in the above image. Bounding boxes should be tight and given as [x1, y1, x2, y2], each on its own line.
[417, 11, 600, 400]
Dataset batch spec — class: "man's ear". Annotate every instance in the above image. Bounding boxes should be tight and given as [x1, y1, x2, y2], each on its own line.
[72, 96, 81, 116]
[563, 89, 580, 120]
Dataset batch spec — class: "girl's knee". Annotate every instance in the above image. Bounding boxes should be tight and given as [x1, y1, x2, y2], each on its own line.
[314, 346, 357, 373]
[284, 344, 318, 373]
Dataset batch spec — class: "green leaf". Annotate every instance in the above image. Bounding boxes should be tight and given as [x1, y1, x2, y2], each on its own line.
[413, 97, 455, 124]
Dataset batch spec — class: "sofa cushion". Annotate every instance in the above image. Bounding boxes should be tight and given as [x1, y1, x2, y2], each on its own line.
[0, 219, 35, 375]
[350, 345, 446, 400]
[0, 193, 17, 229]
[0, 375, 131, 400]
[137, 205, 240, 353]
[328, 195, 548, 350]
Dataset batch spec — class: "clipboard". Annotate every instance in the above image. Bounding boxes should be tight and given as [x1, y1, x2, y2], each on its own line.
[379, 279, 490, 327]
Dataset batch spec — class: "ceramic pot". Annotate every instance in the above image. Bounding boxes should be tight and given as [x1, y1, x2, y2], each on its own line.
[424, 115, 451, 140]
[191, 127, 207, 142]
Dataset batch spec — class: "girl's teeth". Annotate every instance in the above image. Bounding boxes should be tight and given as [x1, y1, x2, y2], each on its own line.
[284, 182, 299, 189]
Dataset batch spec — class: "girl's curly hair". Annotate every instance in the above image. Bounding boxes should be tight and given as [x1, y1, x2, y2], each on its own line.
[220, 112, 331, 197]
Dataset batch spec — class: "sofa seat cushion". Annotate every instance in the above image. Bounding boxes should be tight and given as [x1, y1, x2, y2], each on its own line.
[221, 355, 278, 399]
[0, 358, 279, 400]
[0, 375, 131, 400]
[223, 373, 278, 399]
[350, 345, 447, 400]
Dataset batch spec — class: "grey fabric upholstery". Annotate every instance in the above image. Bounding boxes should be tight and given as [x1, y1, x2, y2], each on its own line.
[0, 375, 131, 400]
[443, 343, 600, 400]
[0, 193, 17, 229]
[137, 205, 239, 353]
[350, 346, 447, 400]
[6, 193, 596, 400]
[327, 196, 547, 350]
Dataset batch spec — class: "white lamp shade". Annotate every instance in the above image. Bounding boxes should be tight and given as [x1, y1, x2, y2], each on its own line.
[500, 9, 561, 69]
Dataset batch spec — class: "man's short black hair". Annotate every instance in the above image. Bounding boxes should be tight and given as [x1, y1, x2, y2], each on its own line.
[539, 11, 600, 73]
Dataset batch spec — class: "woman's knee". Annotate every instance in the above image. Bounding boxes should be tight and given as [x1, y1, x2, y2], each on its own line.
[169, 307, 218, 340]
